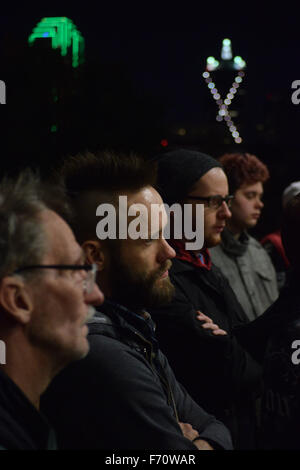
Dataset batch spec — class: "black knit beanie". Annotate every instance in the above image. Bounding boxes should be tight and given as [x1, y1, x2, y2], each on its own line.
[155, 149, 223, 205]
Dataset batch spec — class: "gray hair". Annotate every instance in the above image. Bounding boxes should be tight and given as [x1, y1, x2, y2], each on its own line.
[0, 169, 70, 279]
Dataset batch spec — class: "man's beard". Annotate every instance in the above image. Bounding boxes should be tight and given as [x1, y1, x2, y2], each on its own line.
[109, 257, 175, 311]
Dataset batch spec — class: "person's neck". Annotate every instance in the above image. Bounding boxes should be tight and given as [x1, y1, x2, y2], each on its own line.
[226, 222, 243, 240]
[1, 330, 55, 410]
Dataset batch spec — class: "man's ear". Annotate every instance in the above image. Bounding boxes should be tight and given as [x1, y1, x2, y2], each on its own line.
[0, 277, 33, 325]
[82, 240, 106, 272]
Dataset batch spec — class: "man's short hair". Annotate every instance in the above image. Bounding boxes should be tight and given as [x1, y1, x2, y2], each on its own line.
[218, 153, 270, 194]
[281, 193, 300, 267]
[0, 169, 70, 279]
[58, 150, 157, 243]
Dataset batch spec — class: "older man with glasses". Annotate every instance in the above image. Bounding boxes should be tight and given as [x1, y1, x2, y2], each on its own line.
[0, 171, 104, 450]
[149, 149, 262, 449]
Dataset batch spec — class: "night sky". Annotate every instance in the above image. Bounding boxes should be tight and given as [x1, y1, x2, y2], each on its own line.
[0, 11, 300, 234]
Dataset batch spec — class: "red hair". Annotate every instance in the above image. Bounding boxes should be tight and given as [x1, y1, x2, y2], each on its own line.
[219, 153, 270, 193]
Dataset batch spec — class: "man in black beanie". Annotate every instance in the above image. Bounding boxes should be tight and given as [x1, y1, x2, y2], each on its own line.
[149, 149, 262, 449]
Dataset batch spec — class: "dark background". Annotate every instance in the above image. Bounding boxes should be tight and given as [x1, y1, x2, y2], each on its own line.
[1, 10, 300, 236]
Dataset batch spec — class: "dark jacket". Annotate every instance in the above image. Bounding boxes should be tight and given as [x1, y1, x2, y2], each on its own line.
[149, 258, 262, 449]
[0, 370, 56, 450]
[41, 300, 233, 450]
[261, 230, 290, 292]
[234, 273, 300, 449]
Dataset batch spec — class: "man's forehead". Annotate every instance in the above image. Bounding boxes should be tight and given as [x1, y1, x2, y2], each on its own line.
[191, 168, 228, 195]
[119, 187, 167, 239]
[126, 186, 162, 206]
[39, 209, 83, 263]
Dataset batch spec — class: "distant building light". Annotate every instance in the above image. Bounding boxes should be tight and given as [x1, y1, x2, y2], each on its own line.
[28, 17, 85, 68]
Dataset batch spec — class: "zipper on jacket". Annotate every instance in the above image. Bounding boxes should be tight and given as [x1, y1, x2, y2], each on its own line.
[133, 330, 179, 420]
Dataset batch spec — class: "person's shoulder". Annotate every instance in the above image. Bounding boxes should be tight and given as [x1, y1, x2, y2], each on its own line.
[209, 244, 229, 267]
[53, 332, 152, 391]
[248, 234, 276, 265]
[248, 234, 268, 251]
[210, 262, 229, 286]
[170, 257, 193, 275]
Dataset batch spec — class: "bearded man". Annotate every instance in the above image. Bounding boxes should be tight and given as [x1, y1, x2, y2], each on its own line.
[41, 151, 232, 450]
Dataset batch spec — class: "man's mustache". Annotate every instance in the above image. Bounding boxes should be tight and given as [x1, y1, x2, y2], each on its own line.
[155, 260, 173, 279]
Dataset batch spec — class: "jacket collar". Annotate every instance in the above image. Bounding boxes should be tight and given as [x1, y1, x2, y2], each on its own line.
[97, 299, 159, 353]
[170, 240, 212, 270]
[220, 228, 249, 257]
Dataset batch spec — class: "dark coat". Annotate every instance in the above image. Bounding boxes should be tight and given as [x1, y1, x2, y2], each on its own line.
[149, 258, 262, 449]
[0, 370, 56, 450]
[41, 301, 233, 450]
[234, 273, 300, 449]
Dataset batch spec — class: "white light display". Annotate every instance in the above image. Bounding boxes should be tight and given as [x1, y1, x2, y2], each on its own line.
[203, 40, 246, 144]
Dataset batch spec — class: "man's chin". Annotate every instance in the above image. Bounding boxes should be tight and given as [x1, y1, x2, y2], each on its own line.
[205, 233, 222, 249]
[150, 279, 175, 307]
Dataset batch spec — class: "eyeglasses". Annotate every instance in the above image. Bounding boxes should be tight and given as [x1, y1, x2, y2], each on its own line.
[187, 194, 234, 209]
[14, 264, 98, 295]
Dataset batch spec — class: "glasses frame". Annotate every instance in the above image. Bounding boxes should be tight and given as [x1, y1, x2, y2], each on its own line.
[13, 264, 98, 294]
[187, 194, 234, 209]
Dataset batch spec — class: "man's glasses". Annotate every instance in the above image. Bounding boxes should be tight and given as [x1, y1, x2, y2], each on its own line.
[187, 195, 234, 210]
[14, 264, 98, 295]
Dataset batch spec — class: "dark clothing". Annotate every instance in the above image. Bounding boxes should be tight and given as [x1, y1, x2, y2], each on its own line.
[0, 369, 56, 450]
[234, 272, 300, 364]
[261, 230, 290, 291]
[42, 300, 233, 450]
[234, 273, 300, 449]
[150, 257, 262, 449]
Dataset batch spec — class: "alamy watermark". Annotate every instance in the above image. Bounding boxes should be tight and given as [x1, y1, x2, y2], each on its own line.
[96, 196, 204, 250]
[291, 80, 300, 105]
[0, 80, 6, 104]
[291, 340, 300, 365]
[0, 340, 6, 365]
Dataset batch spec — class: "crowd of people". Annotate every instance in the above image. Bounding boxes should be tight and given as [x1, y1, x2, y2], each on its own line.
[0, 148, 299, 450]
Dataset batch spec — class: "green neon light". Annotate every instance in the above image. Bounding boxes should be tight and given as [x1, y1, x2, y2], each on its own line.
[28, 17, 85, 68]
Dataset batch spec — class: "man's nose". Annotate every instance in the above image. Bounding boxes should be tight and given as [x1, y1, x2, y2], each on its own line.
[85, 283, 105, 306]
[218, 201, 232, 219]
[159, 238, 176, 262]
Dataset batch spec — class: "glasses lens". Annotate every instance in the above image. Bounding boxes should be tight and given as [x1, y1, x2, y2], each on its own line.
[209, 195, 223, 209]
[227, 196, 233, 208]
